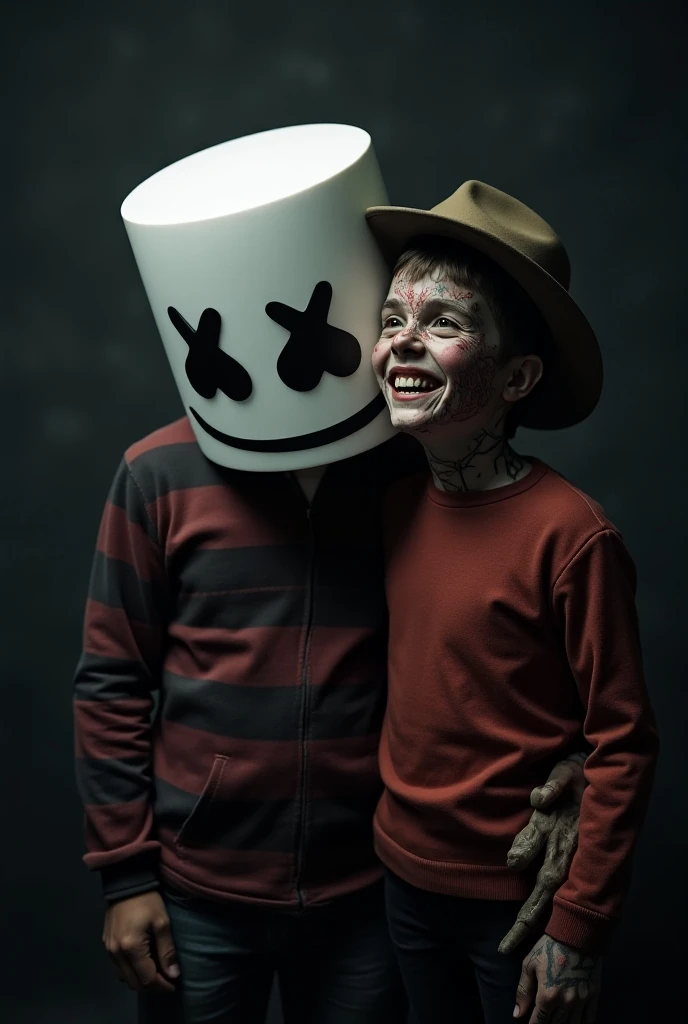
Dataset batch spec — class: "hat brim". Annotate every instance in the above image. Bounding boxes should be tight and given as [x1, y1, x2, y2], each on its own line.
[366, 206, 602, 430]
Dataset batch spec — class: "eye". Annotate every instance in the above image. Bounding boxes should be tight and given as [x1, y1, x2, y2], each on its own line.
[266, 281, 361, 392]
[382, 315, 404, 330]
[168, 306, 253, 402]
[434, 315, 472, 331]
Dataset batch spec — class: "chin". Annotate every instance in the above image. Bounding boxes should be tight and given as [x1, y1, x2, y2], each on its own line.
[389, 413, 434, 435]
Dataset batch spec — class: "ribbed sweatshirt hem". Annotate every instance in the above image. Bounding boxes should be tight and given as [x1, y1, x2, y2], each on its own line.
[373, 821, 537, 901]
[100, 854, 160, 904]
[545, 896, 615, 954]
[374, 824, 615, 953]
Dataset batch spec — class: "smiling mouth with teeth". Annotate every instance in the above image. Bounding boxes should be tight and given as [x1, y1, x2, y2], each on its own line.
[387, 369, 444, 399]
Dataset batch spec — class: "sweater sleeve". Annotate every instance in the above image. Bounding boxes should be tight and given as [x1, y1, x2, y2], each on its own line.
[545, 529, 659, 952]
[73, 458, 167, 903]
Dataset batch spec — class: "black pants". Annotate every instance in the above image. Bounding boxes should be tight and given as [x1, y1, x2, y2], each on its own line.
[138, 880, 410, 1024]
[384, 868, 529, 1024]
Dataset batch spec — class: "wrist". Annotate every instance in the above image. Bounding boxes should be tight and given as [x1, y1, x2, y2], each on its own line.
[101, 854, 160, 904]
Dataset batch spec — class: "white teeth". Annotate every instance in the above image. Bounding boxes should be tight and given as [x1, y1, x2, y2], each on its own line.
[392, 374, 437, 391]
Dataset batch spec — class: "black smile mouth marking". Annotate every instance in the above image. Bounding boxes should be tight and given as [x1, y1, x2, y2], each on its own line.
[189, 392, 387, 452]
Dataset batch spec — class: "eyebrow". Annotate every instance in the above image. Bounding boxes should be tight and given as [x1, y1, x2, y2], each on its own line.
[381, 296, 481, 318]
[381, 297, 405, 314]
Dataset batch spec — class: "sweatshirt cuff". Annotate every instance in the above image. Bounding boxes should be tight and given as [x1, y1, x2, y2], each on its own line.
[544, 896, 615, 955]
[100, 854, 160, 905]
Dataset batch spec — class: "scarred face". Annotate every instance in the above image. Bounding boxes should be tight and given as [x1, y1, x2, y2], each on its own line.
[372, 271, 503, 436]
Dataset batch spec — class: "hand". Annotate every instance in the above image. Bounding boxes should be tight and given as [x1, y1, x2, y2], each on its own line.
[103, 890, 180, 993]
[500, 752, 586, 954]
[514, 934, 602, 1023]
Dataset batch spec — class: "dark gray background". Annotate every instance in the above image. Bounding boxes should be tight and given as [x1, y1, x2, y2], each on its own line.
[4, 0, 686, 1021]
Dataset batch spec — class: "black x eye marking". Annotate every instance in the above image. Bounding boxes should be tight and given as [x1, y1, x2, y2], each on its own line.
[167, 306, 252, 402]
[265, 281, 361, 392]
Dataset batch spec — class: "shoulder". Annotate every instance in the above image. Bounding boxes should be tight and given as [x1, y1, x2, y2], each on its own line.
[537, 463, 619, 535]
[124, 416, 196, 465]
[123, 416, 220, 502]
[533, 461, 628, 573]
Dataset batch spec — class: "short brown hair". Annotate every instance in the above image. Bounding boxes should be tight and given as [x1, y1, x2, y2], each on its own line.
[393, 236, 551, 435]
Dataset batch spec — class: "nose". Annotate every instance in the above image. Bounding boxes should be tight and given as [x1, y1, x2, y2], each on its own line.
[391, 326, 425, 357]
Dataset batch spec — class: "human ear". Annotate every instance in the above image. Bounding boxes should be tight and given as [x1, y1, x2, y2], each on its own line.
[501, 354, 543, 404]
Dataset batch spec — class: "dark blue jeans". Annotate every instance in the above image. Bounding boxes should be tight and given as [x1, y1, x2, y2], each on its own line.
[138, 880, 410, 1024]
[384, 868, 529, 1024]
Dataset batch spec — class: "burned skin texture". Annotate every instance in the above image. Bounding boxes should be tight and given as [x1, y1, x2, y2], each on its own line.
[373, 272, 526, 492]
[375, 274, 501, 429]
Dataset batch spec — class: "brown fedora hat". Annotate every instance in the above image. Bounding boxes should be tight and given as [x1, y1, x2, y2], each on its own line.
[366, 180, 602, 430]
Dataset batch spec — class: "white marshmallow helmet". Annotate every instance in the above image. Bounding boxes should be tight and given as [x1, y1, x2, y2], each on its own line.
[121, 123, 396, 470]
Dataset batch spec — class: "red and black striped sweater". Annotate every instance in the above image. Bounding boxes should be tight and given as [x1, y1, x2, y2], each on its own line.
[73, 417, 420, 908]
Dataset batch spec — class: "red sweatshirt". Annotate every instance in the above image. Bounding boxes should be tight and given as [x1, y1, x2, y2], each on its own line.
[375, 459, 659, 952]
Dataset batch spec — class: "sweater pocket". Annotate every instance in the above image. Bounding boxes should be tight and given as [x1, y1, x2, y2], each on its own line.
[174, 754, 230, 853]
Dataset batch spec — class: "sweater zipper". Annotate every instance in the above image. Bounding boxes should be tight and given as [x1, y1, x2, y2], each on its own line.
[295, 503, 316, 909]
